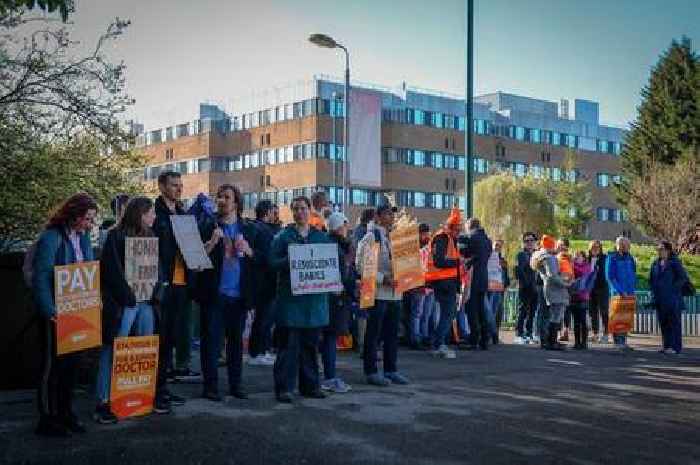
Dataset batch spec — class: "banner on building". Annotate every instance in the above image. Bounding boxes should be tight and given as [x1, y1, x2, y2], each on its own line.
[54, 261, 102, 355]
[110, 335, 159, 419]
[348, 89, 382, 188]
[125, 238, 159, 302]
[289, 243, 342, 295]
[170, 215, 213, 270]
[359, 242, 379, 309]
[609, 295, 636, 334]
[390, 224, 424, 294]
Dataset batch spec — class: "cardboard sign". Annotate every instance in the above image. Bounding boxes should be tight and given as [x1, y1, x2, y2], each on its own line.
[359, 242, 379, 309]
[54, 261, 102, 355]
[390, 224, 425, 294]
[125, 238, 159, 302]
[110, 335, 159, 419]
[170, 215, 213, 270]
[609, 295, 636, 334]
[289, 243, 342, 295]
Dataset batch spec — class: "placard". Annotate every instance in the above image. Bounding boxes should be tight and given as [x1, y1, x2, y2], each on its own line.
[110, 335, 159, 419]
[289, 243, 342, 295]
[54, 261, 102, 355]
[125, 237, 159, 302]
[609, 295, 636, 334]
[359, 242, 379, 309]
[170, 215, 213, 270]
[390, 224, 424, 294]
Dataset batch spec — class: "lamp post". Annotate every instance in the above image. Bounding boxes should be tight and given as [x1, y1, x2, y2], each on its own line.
[465, 0, 474, 218]
[309, 33, 350, 211]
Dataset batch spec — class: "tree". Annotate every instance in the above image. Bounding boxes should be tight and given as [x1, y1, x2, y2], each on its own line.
[624, 152, 699, 252]
[550, 150, 593, 238]
[0, 1, 74, 21]
[474, 172, 555, 263]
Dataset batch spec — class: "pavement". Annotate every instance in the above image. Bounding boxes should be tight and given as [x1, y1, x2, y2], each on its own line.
[1, 332, 700, 465]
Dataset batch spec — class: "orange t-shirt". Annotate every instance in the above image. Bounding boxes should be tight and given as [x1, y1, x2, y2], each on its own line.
[309, 211, 326, 231]
[172, 251, 186, 286]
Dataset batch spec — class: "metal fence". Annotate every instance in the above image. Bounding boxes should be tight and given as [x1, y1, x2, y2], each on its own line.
[502, 289, 700, 336]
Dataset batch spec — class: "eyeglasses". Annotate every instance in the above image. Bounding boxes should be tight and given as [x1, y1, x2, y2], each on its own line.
[524, 239, 535, 243]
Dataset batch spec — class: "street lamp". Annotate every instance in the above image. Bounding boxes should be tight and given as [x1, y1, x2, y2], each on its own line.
[465, 0, 475, 218]
[309, 33, 350, 211]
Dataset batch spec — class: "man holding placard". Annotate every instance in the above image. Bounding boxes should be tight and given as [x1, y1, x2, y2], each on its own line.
[270, 196, 334, 403]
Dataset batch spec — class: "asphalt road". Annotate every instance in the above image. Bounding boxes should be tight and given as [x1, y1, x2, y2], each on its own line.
[1, 333, 699, 465]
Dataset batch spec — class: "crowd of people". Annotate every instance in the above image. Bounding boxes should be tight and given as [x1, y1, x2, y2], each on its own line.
[29, 170, 694, 437]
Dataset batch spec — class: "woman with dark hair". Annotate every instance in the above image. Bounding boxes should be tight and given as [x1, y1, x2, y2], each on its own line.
[587, 240, 609, 343]
[196, 184, 256, 401]
[94, 197, 158, 423]
[650, 240, 691, 354]
[32, 193, 98, 436]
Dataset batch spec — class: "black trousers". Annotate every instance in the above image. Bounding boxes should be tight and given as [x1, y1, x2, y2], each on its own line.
[273, 327, 321, 395]
[249, 299, 275, 358]
[156, 285, 188, 397]
[467, 290, 489, 348]
[37, 318, 80, 421]
[589, 290, 609, 335]
[571, 302, 588, 347]
[515, 288, 537, 337]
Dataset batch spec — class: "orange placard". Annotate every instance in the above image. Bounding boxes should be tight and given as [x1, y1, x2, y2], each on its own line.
[608, 295, 636, 334]
[359, 242, 379, 309]
[390, 224, 425, 294]
[54, 261, 101, 355]
[110, 335, 159, 419]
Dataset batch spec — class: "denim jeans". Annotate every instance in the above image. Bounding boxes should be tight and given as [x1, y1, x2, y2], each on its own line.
[363, 300, 400, 376]
[485, 291, 503, 337]
[613, 333, 628, 346]
[408, 290, 424, 346]
[320, 328, 337, 380]
[96, 303, 155, 403]
[431, 286, 458, 349]
[420, 293, 437, 342]
[200, 294, 246, 393]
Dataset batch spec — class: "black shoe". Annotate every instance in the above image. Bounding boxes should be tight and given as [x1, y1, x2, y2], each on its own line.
[93, 403, 118, 424]
[229, 387, 249, 399]
[479, 343, 488, 351]
[61, 414, 86, 434]
[458, 342, 477, 351]
[174, 368, 201, 381]
[153, 398, 172, 414]
[492, 337, 499, 345]
[202, 390, 222, 402]
[163, 391, 186, 406]
[276, 392, 293, 403]
[166, 369, 176, 383]
[35, 417, 71, 437]
[301, 390, 326, 399]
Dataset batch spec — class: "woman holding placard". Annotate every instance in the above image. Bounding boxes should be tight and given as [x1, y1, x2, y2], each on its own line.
[32, 193, 98, 437]
[94, 197, 158, 423]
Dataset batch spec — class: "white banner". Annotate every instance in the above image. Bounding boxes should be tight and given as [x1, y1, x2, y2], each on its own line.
[348, 89, 382, 188]
[170, 215, 213, 270]
[289, 243, 342, 295]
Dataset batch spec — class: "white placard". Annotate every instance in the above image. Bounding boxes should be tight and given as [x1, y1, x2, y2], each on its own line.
[289, 243, 342, 295]
[170, 215, 213, 270]
[125, 237, 159, 302]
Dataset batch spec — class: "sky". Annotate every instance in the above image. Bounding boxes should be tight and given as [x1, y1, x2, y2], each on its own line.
[63, 0, 700, 130]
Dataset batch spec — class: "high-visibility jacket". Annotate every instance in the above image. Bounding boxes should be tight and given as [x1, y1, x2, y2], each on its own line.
[424, 230, 459, 282]
[557, 252, 574, 281]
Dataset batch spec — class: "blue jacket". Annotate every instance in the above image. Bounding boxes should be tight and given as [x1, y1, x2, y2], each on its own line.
[32, 227, 95, 319]
[650, 256, 688, 311]
[605, 251, 637, 297]
[270, 225, 330, 328]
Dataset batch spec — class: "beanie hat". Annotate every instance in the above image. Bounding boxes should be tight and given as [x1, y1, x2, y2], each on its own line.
[541, 234, 556, 251]
[446, 207, 462, 226]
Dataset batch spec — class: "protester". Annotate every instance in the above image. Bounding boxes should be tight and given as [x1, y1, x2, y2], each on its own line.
[196, 184, 256, 401]
[356, 203, 410, 386]
[605, 236, 637, 352]
[462, 218, 492, 350]
[587, 240, 610, 344]
[556, 238, 574, 342]
[309, 191, 331, 231]
[32, 193, 97, 436]
[532, 234, 571, 351]
[406, 223, 434, 350]
[424, 208, 462, 359]
[486, 239, 510, 345]
[571, 251, 593, 350]
[270, 196, 330, 402]
[248, 199, 279, 367]
[94, 197, 158, 423]
[352, 208, 376, 249]
[320, 212, 354, 393]
[152, 171, 190, 410]
[650, 240, 691, 354]
[514, 232, 538, 344]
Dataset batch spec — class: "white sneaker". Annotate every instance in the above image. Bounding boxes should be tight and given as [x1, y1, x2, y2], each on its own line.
[263, 352, 276, 363]
[248, 355, 274, 366]
[432, 345, 456, 359]
[513, 336, 525, 345]
[531, 336, 540, 344]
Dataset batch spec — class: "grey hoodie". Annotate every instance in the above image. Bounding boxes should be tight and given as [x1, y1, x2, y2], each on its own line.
[533, 249, 570, 306]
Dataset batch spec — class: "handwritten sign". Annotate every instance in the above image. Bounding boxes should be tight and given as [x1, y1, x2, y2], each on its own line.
[390, 224, 424, 294]
[170, 215, 212, 270]
[289, 243, 342, 295]
[359, 242, 379, 309]
[54, 261, 102, 355]
[125, 238, 159, 302]
[110, 336, 159, 419]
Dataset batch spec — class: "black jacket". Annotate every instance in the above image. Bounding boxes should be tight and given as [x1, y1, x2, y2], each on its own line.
[589, 253, 609, 295]
[152, 196, 195, 289]
[460, 228, 492, 294]
[195, 216, 256, 309]
[327, 232, 354, 334]
[515, 250, 537, 292]
[100, 228, 137, 345]
[250, 219, 278, 306]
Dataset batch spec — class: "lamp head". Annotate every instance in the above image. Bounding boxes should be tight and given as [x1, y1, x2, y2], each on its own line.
[309, 33, 338, 48]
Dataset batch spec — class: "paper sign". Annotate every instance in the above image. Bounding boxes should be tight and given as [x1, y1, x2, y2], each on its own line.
[125, 238, 159, 302]
[609, 295, 636, 334]
[359, 242, 379, 309]
[170, 215, 212, 270]
[110, 335, 159, 419]
[54, 261, 102, 355]
[390, 224, 425, 294]
[289, 243, 342, 295]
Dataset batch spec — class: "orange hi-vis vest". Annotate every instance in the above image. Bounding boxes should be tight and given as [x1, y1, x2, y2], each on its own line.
[424, 230, 459, 282]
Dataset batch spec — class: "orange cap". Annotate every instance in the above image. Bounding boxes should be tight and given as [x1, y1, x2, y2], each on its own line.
[446, 207, 462, 226]
[541, 234, 556, 250]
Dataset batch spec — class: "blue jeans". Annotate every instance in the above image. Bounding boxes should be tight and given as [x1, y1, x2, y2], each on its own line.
[96, 303, 155, 403]
[485, 291, 503, 337]
[200, 294, 246, 393]
[363, 300, 400, 376]
[420, 293, 437, 342]
[431, 286, 458, 349]
[409, 290, 431, 346]
[320, 328, 337, 380]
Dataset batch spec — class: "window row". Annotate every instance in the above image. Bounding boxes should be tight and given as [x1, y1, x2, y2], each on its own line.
[596, 173, 622, 188]
[596, 208, 627, 223]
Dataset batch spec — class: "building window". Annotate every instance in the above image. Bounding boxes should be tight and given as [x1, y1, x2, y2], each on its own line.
[433, 152, 443, 169]
[414, 150, 426, 167]
[596, 208, 609, 222]
[531, 128, 542, 143]
[597, 173, 610, 187]
[515, 126, 526, 141]
[552, 132, 561, 146]
[551, 167, 562, 182]
[531, 165, 544, 179]
[457, 156, 465, 171]
[414, 192, 426, 208]
[293, 102, 303, 119]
